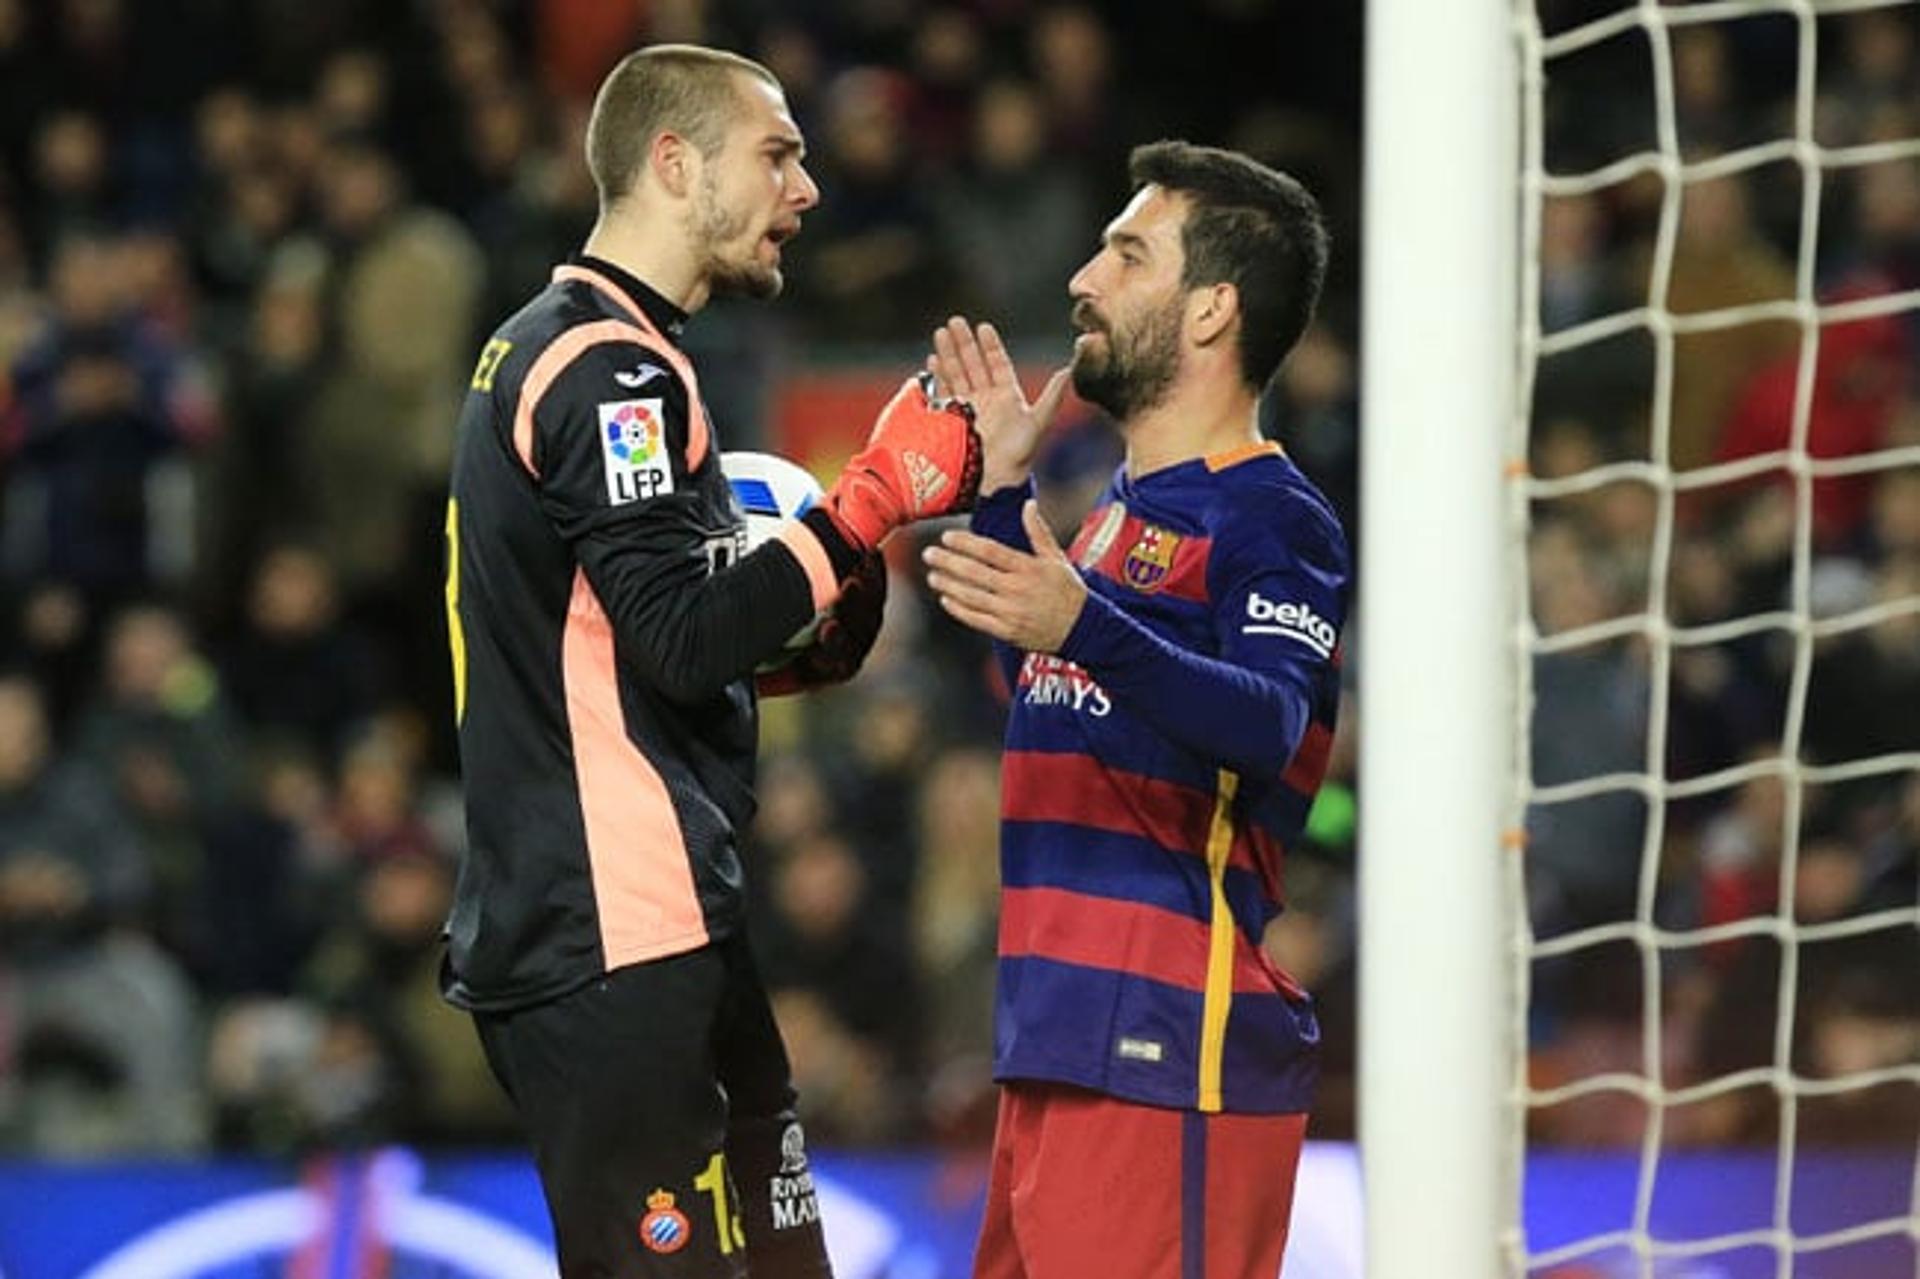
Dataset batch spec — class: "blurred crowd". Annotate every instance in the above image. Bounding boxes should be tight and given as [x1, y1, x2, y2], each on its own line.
[1525, 0, 1920, 1150]
[0, 0, 1908, 1170]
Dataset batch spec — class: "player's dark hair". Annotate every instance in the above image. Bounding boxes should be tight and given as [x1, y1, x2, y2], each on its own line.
[1128, 140, 1329, 392]
[586, 44, 780, 210]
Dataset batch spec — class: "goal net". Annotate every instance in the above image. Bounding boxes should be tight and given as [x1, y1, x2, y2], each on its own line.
[1510, 1, 1920, 1275]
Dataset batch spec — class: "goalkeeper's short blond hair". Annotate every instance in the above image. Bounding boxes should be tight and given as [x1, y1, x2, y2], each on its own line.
[586, 44, 780, 211]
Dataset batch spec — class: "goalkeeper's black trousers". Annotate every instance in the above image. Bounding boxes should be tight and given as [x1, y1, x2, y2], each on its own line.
[473, 932, 835, 1279]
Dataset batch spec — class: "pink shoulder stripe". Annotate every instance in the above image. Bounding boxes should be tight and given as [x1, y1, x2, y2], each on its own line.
[551, 264, 711, 470]
[510, 320, 650, 477]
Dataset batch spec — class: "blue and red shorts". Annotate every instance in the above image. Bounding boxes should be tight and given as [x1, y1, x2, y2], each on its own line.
[973, 1081, 1308, 1279]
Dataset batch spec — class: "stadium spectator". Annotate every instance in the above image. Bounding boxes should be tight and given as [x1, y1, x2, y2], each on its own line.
[1528, 521, 1649, 935]
[1870, 462, 1920, 561]
[1265, 323, 1359, 535]
[760, 829, 920, 1091]
[194, 744, 335, 998]
[24, 111, 110, 258]
[1661, 172, 1798, 473]
[4, 232, 211, 607]
[220, 544, 388, 765]
[0, 673, 204, 1154]
[904, 7, 986, 169]
[1836, 134, 1920, 301]
[1538, 193, 1614, 333]
[1804, 556, 1920, 775]
[1027, 4, 1132, 204]
[73, 603, 240, 964]
[1817, 7, 1919, 147]
[835, 670, 937, 915]
[1670, 24, 1750, 155]
[1713, 295, 1909, 546]
[302, 848, 515, 1143]
[203, 241, 326, 593]
[791, 67, 950, 342]
[937, 77, 1092, 339]
[911, 746, 1002, 1140]
[303, 140, 481, 598]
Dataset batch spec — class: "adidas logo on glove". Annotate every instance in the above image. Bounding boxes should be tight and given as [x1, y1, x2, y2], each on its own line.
[903, 450, 951, 510]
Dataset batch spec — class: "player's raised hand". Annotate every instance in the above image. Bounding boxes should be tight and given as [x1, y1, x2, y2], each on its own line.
[922, 499, 1086, 653]
[927, 316, 1069, 498]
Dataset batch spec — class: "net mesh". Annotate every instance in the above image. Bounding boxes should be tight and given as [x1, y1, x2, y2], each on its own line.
[1510, 0, 1920, 1274]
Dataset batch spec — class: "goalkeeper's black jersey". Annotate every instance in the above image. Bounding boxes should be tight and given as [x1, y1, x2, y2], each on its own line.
[441, 255, 820, 1011]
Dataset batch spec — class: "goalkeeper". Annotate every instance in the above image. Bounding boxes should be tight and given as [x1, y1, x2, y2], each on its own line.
[439, 45, 979, 1278]
[924, 142, 1350, 1279]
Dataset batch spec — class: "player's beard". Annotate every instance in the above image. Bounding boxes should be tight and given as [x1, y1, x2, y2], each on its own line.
[1070, 294, 1182, 421]
[694, 170, 782, 301]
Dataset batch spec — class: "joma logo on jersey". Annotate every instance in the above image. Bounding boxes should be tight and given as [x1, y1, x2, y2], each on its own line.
[598, 399, 674, 505]
[1245, 592, 1337, 657]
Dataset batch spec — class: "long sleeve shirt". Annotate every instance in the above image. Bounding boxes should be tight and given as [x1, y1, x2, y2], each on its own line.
[441, 255, 845, 1010]
[974, 442, 1350, 1113]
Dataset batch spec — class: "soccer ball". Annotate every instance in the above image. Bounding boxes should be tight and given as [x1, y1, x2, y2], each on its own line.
[721, 450, 827, 655]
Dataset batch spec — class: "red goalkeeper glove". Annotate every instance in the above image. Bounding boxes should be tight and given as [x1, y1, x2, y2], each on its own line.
[756, 550, 888, 697]
[821, 373, 982, 551]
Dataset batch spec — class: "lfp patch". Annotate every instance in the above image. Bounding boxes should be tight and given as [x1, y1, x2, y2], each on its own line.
[638, 1188, 690, 1254]
[598, 399, 673, 505]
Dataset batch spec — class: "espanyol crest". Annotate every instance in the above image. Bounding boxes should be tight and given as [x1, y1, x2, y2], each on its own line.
[638, 1188, 691, 1254]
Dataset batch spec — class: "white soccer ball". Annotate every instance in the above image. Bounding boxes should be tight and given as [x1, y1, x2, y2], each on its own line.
[721, 450, 827, 654]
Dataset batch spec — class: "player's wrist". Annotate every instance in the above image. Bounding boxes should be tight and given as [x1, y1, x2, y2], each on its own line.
[799, 506, 866, 579]
[978, 463, 1032, 499]
[1055, 586, 1113, 664]
[818, 469, 898, 552]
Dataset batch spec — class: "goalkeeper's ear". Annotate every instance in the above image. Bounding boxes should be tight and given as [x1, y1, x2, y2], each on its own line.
[644, 127, 704, 202]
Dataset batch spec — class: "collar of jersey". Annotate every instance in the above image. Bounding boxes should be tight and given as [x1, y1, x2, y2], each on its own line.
[563, 253, 689, 341]
[1116, 440, 1287, 495]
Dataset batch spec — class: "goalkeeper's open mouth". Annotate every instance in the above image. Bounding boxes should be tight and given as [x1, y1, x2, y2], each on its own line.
[763, 222, 800, 257]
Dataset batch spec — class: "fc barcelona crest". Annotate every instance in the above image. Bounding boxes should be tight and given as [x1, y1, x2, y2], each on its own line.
[1123, 525, 1181, 591]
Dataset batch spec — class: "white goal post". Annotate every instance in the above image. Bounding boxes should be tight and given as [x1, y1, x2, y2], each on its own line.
[1362, 1, 1920, 1277]
[1359, 1, 1518, 1277]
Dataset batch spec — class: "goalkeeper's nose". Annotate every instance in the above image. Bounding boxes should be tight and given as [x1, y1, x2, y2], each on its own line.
[789, 161, 821, 213]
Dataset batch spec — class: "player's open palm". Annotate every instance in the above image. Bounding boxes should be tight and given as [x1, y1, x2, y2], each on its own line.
[923, 499, 1087, 653]
[927, 316, 1069, 498]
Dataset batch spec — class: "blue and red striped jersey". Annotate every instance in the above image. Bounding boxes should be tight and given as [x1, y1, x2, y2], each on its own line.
[972, 441, 1349, 1114]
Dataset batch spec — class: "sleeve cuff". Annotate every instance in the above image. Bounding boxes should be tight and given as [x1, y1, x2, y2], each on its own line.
[775, 519, 841, 611]
[1057, 587, 1121, 668]
[969, 477, 1036, 547]
[797, 507, 862, 581]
